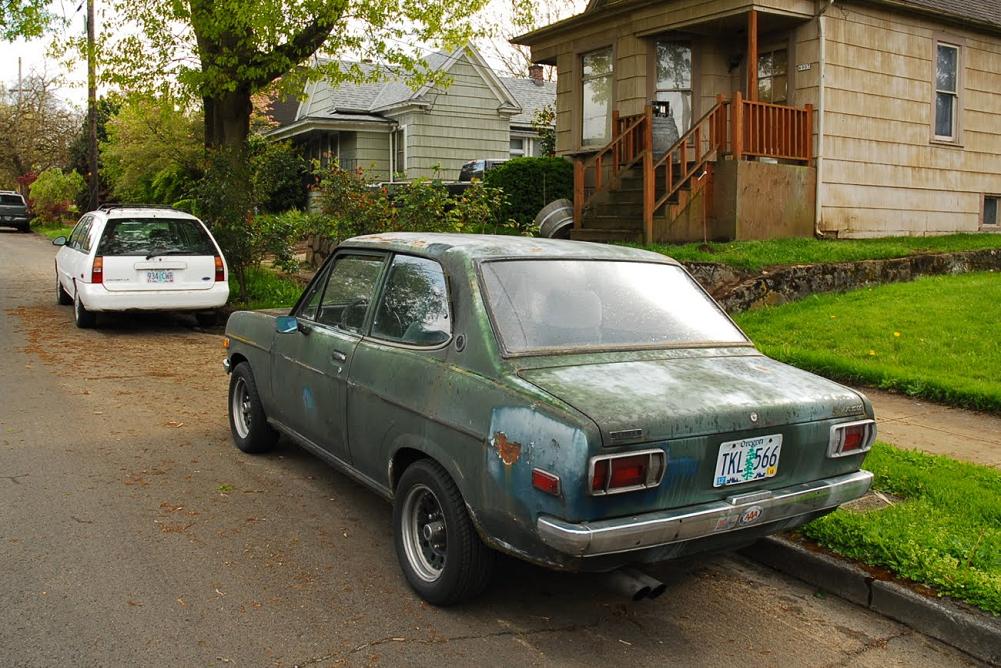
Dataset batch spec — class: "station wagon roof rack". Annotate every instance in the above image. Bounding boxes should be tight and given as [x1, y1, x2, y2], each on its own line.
[96, 203, 183, 212]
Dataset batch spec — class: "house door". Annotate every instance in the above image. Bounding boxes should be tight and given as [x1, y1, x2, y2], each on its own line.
[655, 41, 693, 137]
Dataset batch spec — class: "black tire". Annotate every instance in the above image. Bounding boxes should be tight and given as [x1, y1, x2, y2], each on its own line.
[228, 362, 278, 454]
[393, 459, 494, 605]
[57, 274, 72, 305]
[18, 224, 30, 233]
[195, 311, 219, 328]
[73, 287, 97, 328]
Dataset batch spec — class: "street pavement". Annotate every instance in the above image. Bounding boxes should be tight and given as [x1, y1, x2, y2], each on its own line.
[0, 229, 980, 667]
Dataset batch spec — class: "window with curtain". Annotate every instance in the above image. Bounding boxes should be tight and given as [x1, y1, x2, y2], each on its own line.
[934, 42, 960, 140]
[581, 47, 613, 147]
[656, 42, 693, 132]
[757, 49, 788, 104]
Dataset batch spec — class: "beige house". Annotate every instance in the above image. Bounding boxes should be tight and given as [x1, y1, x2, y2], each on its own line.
[515, 0, 1001, 242]
[267, 45, 556, 182]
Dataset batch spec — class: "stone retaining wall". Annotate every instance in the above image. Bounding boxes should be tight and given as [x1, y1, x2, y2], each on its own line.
[686, 248, 1001, 313]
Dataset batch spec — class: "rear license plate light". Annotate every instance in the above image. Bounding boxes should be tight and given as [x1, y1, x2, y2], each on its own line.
[828, 420, 876, 458]
[589, 449, 665, 496]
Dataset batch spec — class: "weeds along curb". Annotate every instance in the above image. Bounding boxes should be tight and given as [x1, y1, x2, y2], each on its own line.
[739, 536, 1001, 665]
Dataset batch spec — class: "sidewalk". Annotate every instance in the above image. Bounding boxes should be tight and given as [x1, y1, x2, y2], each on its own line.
[859, 387, 1001, 469]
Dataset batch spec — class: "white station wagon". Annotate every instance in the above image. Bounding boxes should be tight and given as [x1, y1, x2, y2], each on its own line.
[53, 205, 229, 328]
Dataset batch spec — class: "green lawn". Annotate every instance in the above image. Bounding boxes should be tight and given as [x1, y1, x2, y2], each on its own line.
[633, 234, 1001, 271]
[802, 443, 1001, 615]
[229, 265, 304, 311]
[734, 272, 1001, 412]
[35, 225, 74, 240]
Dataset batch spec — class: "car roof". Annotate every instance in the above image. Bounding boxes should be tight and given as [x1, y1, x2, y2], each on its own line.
[341, 233, 679, 264]
[95, 207, 200, 221]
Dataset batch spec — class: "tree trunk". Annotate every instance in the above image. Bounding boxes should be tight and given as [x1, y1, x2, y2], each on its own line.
[203, 89, 252, 150]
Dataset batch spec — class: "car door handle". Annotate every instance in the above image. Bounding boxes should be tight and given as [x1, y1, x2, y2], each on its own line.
[331, 350, 347, 363]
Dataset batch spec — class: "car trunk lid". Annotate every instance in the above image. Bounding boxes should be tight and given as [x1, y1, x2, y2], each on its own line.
[101, 255, 218, 292]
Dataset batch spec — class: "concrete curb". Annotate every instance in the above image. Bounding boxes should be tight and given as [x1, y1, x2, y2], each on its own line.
[739, 536, 1001, 665]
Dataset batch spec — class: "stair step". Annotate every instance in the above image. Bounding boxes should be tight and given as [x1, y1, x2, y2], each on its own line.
[581, 216, 643, 231]
[571, 228, 643, 243]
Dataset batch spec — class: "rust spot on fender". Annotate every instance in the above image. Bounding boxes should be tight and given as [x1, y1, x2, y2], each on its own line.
[492, 432, 522, 466]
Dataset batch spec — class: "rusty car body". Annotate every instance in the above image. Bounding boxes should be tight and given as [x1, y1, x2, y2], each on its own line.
[223, 233, 875, 605]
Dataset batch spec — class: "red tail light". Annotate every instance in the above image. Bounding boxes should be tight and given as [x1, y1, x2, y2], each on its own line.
[531, 468, 561, 496]
[589, 450, 666, 495]
[214, 256, 225, 282]
[828, 420, 876, 457]
[91, 256, 103, 284]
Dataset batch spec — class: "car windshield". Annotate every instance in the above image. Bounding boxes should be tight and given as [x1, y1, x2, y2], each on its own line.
[97, 218, 215, 256]
[480, 260, 747, 354]
[1, 194, 24, 205]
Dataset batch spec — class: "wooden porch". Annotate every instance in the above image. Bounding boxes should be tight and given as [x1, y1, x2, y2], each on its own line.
[571, 94, 814, 244]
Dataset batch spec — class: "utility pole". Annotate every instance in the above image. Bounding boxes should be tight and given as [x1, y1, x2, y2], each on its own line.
[87, 0, 99, 210]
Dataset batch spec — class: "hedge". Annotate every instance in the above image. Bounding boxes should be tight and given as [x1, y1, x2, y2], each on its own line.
[483, 157, 573, 233]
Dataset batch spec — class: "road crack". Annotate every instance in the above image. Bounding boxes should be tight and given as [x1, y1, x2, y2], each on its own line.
[1, 473, 29, 485]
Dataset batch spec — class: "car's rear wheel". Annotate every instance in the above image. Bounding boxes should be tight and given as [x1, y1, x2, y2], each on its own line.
[228, 362, 278, 454]
[56, 274, 72, 305]
[73, 288, 96, 328]
[393, 459, 494, 605]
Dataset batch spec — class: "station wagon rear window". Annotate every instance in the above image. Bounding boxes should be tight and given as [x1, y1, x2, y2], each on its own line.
[480, 260, 747, 354]
[97, 218, 215, 256]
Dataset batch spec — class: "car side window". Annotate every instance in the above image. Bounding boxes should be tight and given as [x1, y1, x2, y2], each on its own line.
[71, 218, 92, 251]
[295, 264, 332, 322]
[81, 220, 100, 253]
[67, 217, 88, 250]
[316, 254, 385, 332]
[371, 255, 451, 347]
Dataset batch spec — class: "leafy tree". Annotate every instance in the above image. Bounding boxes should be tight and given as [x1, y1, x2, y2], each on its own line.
[532, 104, 556, 157]
[0, 72, 81, 191]
[29, 167, 85, 224]
[1, 1, 55, 41]
[68, 97, 119, 210]
[249, 135, 308, 213]
[100, 96, 204, 204]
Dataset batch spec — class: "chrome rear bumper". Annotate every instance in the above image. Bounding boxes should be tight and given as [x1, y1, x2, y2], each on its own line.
[537, 470, 873, 557]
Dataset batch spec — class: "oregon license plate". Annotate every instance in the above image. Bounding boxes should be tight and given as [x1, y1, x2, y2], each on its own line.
[146, 270, 174, 283]
[713, 434, 782, 488]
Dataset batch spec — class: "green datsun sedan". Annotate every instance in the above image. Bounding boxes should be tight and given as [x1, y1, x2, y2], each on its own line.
[223, 233, 875, 605]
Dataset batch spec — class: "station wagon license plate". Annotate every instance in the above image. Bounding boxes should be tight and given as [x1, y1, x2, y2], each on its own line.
[713, 434, 782, 487]
[146, 270, 174, 284]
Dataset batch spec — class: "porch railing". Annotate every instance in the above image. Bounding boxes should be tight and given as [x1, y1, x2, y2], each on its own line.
[573, 94, 814, 242]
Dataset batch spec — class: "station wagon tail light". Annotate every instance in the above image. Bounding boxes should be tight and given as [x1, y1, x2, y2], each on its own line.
[214, 256, 225, 282]
[828, 420, 876, 458]
[589, 449, 666, 496]
[91, 256, 103, 284]
[531, 468, 561, 496]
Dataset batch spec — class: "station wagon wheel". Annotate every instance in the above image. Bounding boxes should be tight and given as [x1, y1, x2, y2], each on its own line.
[393, 459, 494, 605]
[56, 273, 71, 305]
[73, 287, 96, 328]
[227, 362, 278, 454]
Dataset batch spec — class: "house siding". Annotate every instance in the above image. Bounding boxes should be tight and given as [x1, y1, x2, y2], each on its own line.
[338, 131, 391, 178]
[387, 57, 510, 180]
[821, 2, 1001, 237]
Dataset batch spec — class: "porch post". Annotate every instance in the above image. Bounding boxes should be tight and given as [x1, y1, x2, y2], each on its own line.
[642, 105, 654, 244]
[747, 8, 758, 101]
[732, 90, 744, 160]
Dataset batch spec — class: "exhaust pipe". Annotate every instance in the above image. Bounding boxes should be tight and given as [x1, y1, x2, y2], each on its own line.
[598, 568, 666, 601]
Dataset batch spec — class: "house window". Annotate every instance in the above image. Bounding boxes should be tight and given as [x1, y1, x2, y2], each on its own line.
[984, 196, 999, 227]
[510, 137, 534, 157]
[392, 127, 406, 177]
[934, 42, 960, 140]
[655, 41, 692, 133]
[581, 47, 613, 147]
[757, 49, 788, 104]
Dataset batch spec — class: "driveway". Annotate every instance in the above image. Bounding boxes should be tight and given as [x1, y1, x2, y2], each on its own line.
[0, 230, 977, 667]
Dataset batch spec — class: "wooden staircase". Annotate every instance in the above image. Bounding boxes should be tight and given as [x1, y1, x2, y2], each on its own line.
[570, 93, 813, 244]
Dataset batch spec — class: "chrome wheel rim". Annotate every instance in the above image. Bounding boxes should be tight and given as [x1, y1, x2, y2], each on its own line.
[401, 484, 447, 582]
[231, 377, 252, 439]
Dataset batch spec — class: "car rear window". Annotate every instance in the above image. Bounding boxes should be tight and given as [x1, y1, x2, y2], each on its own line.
[480, 260, 747, 354]
[97, 218, 215, 256]
[1, 194, 25, 205]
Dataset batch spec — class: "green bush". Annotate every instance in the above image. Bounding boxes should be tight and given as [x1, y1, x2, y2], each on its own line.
[483, 157, 573, 233]
[29, 168, 85, 225]
[250, 137, 308, 213]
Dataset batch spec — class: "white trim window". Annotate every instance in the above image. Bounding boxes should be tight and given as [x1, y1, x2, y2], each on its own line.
[934, 42, 960, 140]
[392, 127, 407, 179]
[510, 137, 535, 157]
[581, 47, 613, 147]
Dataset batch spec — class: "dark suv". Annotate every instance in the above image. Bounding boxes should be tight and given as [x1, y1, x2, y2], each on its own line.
[0, 191, 31, 232]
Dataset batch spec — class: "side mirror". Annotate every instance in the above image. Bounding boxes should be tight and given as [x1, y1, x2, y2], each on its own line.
[52, 236, 67, 246]
[275, 315, 298, 334]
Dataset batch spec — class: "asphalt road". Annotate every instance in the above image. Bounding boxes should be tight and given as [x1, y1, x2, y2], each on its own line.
[0, 229, 980, 667]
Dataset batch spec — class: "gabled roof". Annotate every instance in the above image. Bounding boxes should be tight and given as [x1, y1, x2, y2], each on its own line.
[272, 43, 554, 133]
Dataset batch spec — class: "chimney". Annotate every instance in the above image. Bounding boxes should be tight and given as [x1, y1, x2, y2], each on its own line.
[528, 64, 544, 86]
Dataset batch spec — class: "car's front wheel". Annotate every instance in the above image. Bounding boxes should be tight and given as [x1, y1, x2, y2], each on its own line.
[228, 362, 278, 454]
[393, 459, 494, 605]
[56, 274, 72, 305]
[73, 288, 96, 328]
